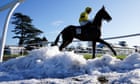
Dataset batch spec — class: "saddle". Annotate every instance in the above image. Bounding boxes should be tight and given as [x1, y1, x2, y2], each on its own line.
[75, 22, 92, 35]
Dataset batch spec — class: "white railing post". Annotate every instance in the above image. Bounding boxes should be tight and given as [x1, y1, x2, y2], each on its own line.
[0, 0, 25, 62]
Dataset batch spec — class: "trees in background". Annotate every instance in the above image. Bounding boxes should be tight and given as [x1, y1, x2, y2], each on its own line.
[11, 13, 47, 50]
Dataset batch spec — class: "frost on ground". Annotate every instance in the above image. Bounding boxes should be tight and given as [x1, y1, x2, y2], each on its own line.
[0, 46, 140, 84]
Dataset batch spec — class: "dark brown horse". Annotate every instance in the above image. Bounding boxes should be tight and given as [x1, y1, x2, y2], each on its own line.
[52, 6, 117, 58]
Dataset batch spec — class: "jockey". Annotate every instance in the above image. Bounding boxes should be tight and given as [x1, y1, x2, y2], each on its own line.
[79, 7, 92, 26]
[76, 7, 92, 34]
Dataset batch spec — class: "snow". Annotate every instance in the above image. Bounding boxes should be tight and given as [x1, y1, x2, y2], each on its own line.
[0, 46, 140, 84]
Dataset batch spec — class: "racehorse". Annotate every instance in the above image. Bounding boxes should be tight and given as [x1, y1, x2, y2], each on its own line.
[52, 6, 117, 58]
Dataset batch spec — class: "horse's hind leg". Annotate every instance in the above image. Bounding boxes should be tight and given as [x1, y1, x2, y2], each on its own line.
[59, 40, 72, 51]
[59, 40, 67, 51]
[98, 39, 117, 56]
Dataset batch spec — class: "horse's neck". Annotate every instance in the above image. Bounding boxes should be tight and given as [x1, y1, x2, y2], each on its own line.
[92, 15, 102, 29]
[93, 20, 101, 28]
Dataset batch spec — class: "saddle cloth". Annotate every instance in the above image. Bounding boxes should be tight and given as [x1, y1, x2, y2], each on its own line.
[76, 27, 81, 34]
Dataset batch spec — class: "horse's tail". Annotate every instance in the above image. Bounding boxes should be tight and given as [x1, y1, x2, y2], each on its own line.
[51, 25, 73, 46]
[54, 33, 61, 45]
[52, 32, 61, 46]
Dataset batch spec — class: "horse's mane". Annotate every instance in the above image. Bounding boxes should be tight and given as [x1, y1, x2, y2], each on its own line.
[92, 6, 105, 26]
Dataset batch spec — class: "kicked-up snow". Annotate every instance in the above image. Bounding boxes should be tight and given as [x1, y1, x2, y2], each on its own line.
[0, 46, 140, 84]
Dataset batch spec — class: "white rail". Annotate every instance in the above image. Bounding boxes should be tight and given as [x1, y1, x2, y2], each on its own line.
[0, 0, 25, 62]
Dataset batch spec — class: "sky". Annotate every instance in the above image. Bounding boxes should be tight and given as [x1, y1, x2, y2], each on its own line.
[1, 0, 140, 47]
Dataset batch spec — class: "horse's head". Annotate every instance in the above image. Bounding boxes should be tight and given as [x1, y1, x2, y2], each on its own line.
[92, 6, 112, 27]
[99, 6, 112, 22]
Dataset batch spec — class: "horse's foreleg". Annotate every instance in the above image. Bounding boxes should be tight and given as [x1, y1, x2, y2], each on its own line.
[92, 41, 96, 58]
[98, 39, 117, 56]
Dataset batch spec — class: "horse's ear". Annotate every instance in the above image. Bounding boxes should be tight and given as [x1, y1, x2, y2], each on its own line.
[102, 5, 105, 9]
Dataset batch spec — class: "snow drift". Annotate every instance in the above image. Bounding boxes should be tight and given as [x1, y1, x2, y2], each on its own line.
[0, 46, 140, 83]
